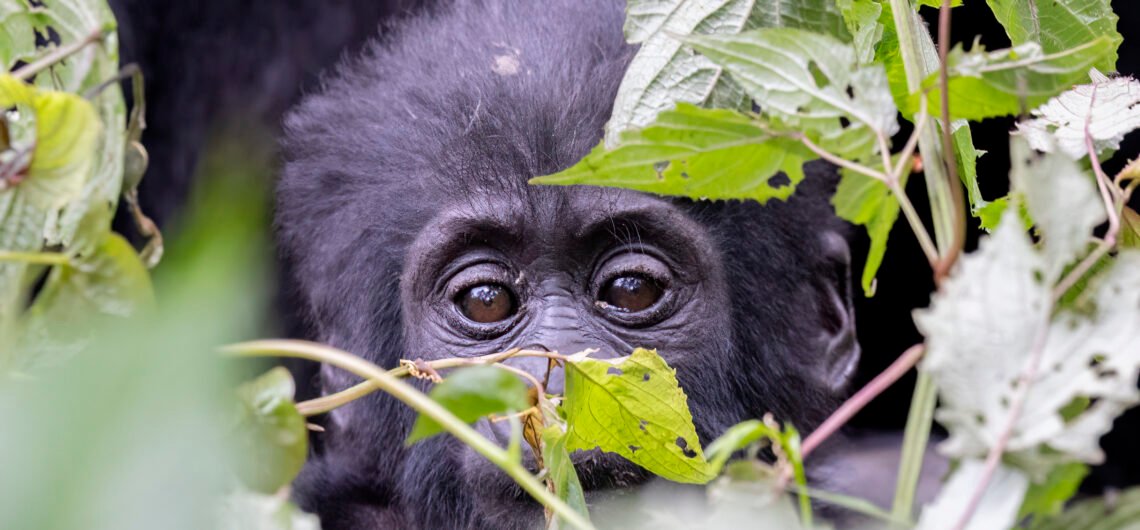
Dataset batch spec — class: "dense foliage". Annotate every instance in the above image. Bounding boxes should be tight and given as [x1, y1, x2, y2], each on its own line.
[1, 0, 1138, 529]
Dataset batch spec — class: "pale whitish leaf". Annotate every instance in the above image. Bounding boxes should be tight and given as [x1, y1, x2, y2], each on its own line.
[1009, 138, 1105, 278]
[533, 103, 810, 203]
[606, 0, 754, 146]
[917, 460, 1028, 530]
[918, 39, 1117, 121]
[916, 210, 1140, 477]
[562, 348, 715, 484]
[1017, 70, 1140, 160]
[218, 491, 320, 530]
[985, 0, 1121, 73]
[683, 28, 899, 161]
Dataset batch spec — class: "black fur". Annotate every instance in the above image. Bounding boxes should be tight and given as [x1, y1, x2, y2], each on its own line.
[278, 1, 857, 527]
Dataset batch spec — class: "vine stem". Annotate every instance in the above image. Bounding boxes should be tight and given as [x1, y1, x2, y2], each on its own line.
[933, 0, 967, 283]
[12, 28, 107, 81]
[294, 348, 568, 416]
[802, 344, 925, 458]
[222, 340, 594, 530]
[0, 250, 70, 265]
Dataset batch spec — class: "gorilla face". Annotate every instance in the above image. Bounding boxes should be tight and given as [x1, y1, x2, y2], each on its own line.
[276, 1, 859, 527]
[399, 184, 737, 521]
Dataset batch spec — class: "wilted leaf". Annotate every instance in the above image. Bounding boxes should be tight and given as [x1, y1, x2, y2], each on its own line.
[1120, 207, 1140, 249]
[683, 27, 899, 161]
[985, 0, 1121, 73]
[234, 367, 307, 494]
[533, 103, 810, 203]
[917, 459, 1029, 530]
[408, 365, 530, 443]
[917, 39, 1117, 122]
[541, 425, 589, 528]
[562, 348, 714, 484]
[1016, 71, 1140, 160]
[831, 166, 902, 297]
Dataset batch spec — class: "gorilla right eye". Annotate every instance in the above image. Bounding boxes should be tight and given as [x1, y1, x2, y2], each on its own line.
[456, 283, 516, 323]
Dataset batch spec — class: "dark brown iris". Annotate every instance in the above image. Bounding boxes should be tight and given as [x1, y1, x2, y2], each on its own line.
[457, 284, 515, 323]
[601, 275, 662, 312]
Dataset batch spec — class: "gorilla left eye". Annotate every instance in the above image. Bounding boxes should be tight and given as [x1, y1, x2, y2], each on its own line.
[456, 283, 516, 323]
[600, 275, 663, 313]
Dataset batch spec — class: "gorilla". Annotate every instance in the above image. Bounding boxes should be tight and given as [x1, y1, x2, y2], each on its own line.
[275, 0, 861, 527]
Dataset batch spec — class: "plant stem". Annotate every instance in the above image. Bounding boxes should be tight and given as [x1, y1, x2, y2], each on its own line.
[797, 135, 890, 182]
[802, 344, 925, 458]
[0, 250, 70, 266]
[294, 348, 568, 416]
[933, 0, 967, 282]
[12, 28, 107, 81]
[891, 370, 936, 524]
[222, 340, 595, 530]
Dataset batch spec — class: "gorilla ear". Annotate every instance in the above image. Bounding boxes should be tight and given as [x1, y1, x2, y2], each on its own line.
[812, 231, 860, 394]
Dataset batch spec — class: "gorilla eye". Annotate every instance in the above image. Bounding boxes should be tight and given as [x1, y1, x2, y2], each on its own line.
[457, 283, 516, 323]
[601, 275, 662, 313]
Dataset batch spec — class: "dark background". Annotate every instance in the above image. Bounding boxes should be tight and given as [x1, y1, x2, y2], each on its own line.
[108, 0, 1140, 488]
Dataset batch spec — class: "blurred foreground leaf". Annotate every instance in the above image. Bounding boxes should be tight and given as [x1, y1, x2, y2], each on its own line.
[234, 367, 308, 494]
[407, 365, 530, 443]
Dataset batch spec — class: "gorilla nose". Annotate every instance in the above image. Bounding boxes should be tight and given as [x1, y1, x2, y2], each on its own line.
[508, 343, 567, 396]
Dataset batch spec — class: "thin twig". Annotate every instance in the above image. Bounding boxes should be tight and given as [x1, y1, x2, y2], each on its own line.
[0, 250, 70, 266]
[892, 180, 941, 267]
[932, 0, 967, 284]
[797, 135, 890, 182]
[802, 344, 925, 458]
[952, 311, 1052, 530]
[891, 102, 929, 181]
[12, 28, 106, 81]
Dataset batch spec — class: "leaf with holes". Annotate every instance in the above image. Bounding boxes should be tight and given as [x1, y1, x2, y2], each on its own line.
[682, 27, 899, 162]
[0, 0, 37, 69]
[233, 367, 308, 494]
[1016, 70, 1140, 160]
[915, 209, 1140, 477]
[561, 348, 715, 484]
[985, 0, 1121, 74]
[407, 365, 530, 444]
[532, 103, 811, 203]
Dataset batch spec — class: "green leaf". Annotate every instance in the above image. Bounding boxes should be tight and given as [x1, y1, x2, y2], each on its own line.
[14, 232, 153, 371]
[985, 0, 1121, 74]
[234, 367, 308, 494]
[541, 425, 589, 527]
[977, 196, 1009, 232]
[831, 167, 902, 297]
[606, 0, 755, 145]
[532, 103, 810, 203]
[1017, 462, 1088, 522]
[1016, 70, 1140, 160]
[561, 348, 715, 484]
[1120, 207, 1140, 249]
[407, 365, 530, 443]
[837, 0, 884, 64]
[1028, 487, 1140, 530]
[705, 419, 779, 474]
[916, 39, 1117, 122]
[915, 0, 962, 7]
[682, 27, 899, 161]
[0, 0, 38, 69]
